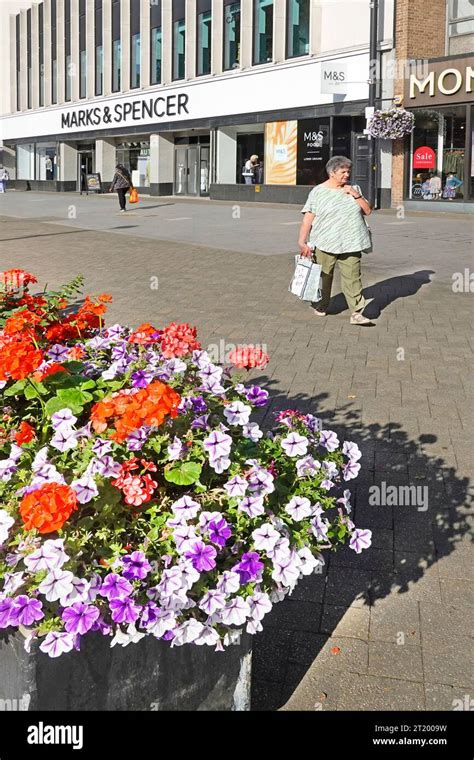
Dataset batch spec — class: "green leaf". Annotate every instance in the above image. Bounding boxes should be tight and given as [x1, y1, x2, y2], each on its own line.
[164, 461, 202, 486]
[57, 388, 93, 406]
[45, 395, 83, 416]
[24, 381, 47, 400]
[3, 380, 26, 397]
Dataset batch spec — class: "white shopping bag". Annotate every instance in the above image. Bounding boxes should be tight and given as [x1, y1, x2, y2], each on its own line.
[289, 255, 322, 302]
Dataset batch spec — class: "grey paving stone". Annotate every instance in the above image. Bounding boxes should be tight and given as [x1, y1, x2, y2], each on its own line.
[324, 568, 373, 608]
[282, 669, 342, 712]
[422, 642, 474, 689]
[369, 597, 421, 645]
[321, 605, 370, 640]
[262, 599, 322, 633]
[336, 673, 425, 711]
[368, 641, 424, 682]
[424, 683, 474, 711]
[419, 602, 474, 645]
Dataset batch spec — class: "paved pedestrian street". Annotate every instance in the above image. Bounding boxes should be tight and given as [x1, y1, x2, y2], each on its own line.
[0, 194, 472, 711]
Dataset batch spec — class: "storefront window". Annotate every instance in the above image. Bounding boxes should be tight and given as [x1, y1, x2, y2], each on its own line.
[17, 144, 35, 180]
[471, 105, 474, 198]
[224, 1, 241, 70]
[449, 0, 474, 35]
[51, 0, 57, 104]
[95, 0, 103, 96]
[150, 1, 162, 85]
[287, 0, 310, 58]
[131, 34, 141, 88]
[79, 0, 86, 98]
[253, 0, 273, 65]
[116, 142, 151, 188]
[173, 20, 186, 80]
[65, 0, 71, 101]
[410, 107, 467, 201]
[173, 0, 186, 81]
[112, 0, 121, 92]
[130, 0, 140, 89]
[197, 1, 212, 76]
[236, 133, 264, 183]
[113, 40, 121, 91]
[36, 145, 57, 181]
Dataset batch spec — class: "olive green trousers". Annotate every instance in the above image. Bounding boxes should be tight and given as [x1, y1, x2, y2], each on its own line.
[314, 248, 368, 313]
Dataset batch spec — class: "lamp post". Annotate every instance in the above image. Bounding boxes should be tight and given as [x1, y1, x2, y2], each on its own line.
[368, 0, 379, 208]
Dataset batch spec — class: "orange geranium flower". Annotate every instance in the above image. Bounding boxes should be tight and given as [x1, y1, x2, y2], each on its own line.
[15, 421, 36, 445]
[20, 483, 78, 534]
[129, 323, 161, 345]
[0, 335, 43, 381]
[90, 381, 181, 442]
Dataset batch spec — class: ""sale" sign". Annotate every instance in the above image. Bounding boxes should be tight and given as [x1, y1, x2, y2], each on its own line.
[413, 146, 436, 169]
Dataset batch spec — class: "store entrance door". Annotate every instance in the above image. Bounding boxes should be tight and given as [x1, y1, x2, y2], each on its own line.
[351, 134, 370, 199]
[77, 151, 94, 192]
[174, 145, 210, 196]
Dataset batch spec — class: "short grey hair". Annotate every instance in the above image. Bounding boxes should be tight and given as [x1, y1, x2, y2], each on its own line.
[326, 156, 353, 175]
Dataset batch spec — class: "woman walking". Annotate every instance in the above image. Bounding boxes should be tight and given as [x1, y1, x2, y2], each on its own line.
[298, 156, 374, 325]
[109, 163, 133, 212]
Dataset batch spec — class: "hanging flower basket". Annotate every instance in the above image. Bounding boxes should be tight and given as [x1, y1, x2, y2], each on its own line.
[367, 107, 415, 139]
[0, 270, 372, 663]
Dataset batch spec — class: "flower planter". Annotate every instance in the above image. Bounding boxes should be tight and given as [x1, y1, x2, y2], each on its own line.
[0, 630, 251, 711]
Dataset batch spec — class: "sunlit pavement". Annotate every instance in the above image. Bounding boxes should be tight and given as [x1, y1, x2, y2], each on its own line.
[1, 193, 472, 711]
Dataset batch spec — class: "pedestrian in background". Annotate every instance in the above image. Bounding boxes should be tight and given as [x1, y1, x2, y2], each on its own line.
[109, 163, 133, 212]
[1, 169, 10, 192]
[242, 155, 258, 185]
[298, 156, 374, 326]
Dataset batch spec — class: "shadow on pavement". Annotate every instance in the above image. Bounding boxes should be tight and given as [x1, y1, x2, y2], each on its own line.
[328, 270, 435, 318]
[247, 384, 471, 711]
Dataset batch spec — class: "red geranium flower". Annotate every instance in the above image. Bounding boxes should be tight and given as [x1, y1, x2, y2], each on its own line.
[14, 421, 36, 445]
[160, 322, 201, 358]
[20, 483, 78, 534]
[129, 323, 161, 345]
[228, 345, 270, 370]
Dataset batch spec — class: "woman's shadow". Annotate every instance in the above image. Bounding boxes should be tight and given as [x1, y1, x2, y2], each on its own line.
[327, 270, 435, 318]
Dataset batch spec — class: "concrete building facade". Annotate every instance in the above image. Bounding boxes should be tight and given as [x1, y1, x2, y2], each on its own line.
[1, 0, 400, 204]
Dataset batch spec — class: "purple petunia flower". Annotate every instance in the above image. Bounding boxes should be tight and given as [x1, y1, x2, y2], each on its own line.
[10, 595, 44, 627]
[131, 370, 153, 389]
[343, 461, 361, 481]
[233, 552, 264, 584]
[208, 517, 232, 548]
[349, 529, 372, 554]
[71, 475, 98, 504]
[126, 427, 150, 452]
[62, 602, 100, 635]
[281, 432, 309, 458]
[0, 596, 15, 628]
[122, 551, 152, 581]
[191, 396, 208, 413]
[109, 596, 141, 624]
[191, 414, 210, 431]
[39, 631, 75, 658]
[184, 540, 217, 572]
[244, 386, 269, 407]
[319, 430, 340, 453]
[47, 344, 70, 362]
[99, 573, 133, 601]
[92, 438, 113, 457]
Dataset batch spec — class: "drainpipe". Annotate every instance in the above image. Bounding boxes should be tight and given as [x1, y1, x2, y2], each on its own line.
[368, 0, 379, 208]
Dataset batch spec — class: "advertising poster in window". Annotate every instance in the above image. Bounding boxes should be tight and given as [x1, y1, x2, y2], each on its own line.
[264, 121, 297, 185]
[297, 119, 331, 186]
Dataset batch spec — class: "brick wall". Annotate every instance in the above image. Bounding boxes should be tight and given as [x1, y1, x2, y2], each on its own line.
[391, 0, 447, 206]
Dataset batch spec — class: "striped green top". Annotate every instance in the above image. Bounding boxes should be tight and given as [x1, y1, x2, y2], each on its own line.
[302, 184, 372, 254]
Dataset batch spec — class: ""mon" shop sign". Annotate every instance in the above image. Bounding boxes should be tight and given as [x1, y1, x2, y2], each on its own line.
[407, 57, 474, 106]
